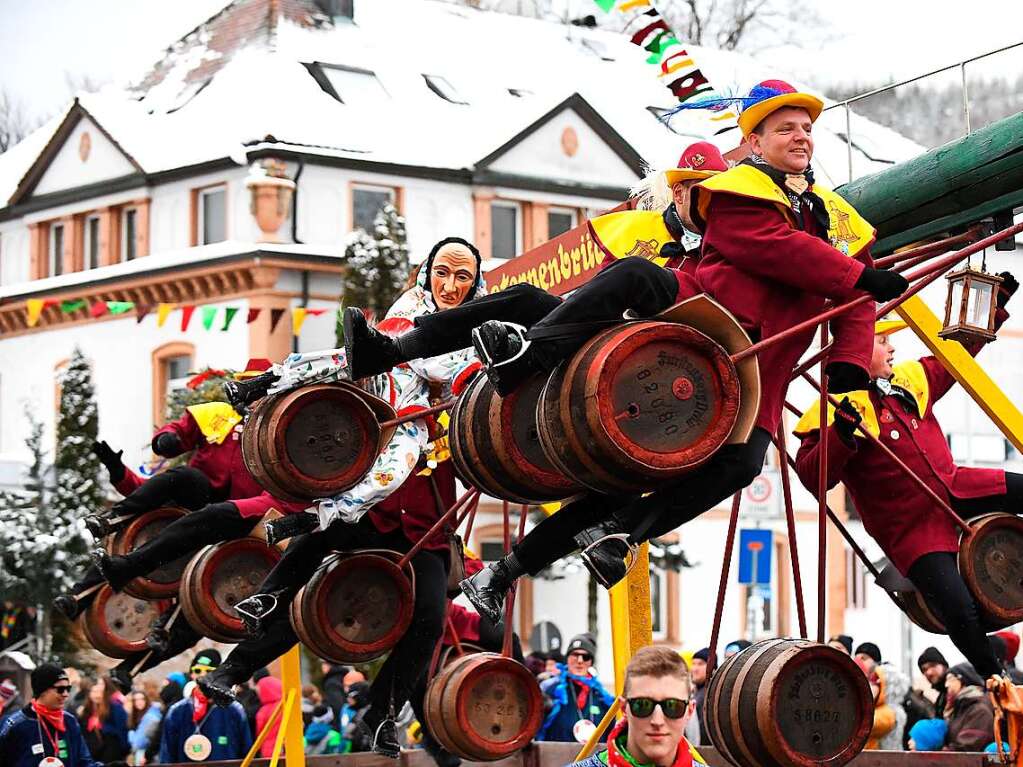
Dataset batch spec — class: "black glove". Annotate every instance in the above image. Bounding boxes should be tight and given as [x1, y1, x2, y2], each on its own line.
[825, 361, 869, 394]
[92, 440, 125, 483]
[152, 431, 183, 457]
[833, 397, 863, 444]
[855, 267, 909, 301]
[998, 271, 1018, 309]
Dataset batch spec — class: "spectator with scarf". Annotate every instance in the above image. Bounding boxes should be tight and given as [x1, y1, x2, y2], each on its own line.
[78, 678, 129, 763]
[538, 634, 615, 743]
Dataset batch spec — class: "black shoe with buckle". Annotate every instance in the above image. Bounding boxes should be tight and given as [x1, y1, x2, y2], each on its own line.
[84, 515, 114, 539]
[233, 590, 287, 638]
[53, 594, 83, 621]
[460, 556, 522, 625]
[91, 549, 134, 592]
[471, 321, 537, 396]
[575, 518, 639, 589]
[344, 307, 402, 380]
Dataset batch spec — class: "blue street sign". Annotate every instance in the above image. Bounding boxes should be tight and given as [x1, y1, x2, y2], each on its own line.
[737, 529, 772, 585]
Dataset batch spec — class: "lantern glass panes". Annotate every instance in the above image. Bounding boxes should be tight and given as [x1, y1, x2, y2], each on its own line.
[939, 266, 1002, 344]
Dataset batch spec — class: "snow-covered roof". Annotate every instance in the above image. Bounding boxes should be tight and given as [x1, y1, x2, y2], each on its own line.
[0, 0, 927, 211]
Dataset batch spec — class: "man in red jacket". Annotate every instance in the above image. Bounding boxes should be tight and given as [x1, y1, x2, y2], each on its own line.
[794, 277, 1018, 680]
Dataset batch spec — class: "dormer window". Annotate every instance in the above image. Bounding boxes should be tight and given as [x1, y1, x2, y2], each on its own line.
[307, 63, 389, 105]
[424, 75, 467, 105]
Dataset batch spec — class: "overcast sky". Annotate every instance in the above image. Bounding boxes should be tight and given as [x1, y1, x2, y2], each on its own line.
[1, 0, 1021, 124]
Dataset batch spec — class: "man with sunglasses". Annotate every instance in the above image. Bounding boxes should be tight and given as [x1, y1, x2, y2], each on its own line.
[570, 646, 705, 767]
[0, 663, 122, 767]
[537, 634, 614, 743]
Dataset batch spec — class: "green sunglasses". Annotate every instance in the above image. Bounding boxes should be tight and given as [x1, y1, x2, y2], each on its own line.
[626, 697, 689, 719]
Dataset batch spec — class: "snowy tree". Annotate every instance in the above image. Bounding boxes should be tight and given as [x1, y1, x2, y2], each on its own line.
[338, 203, 410, 342]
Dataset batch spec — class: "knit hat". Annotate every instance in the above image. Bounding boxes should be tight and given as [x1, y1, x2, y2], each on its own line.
[917, 646, 948, 671]
[191, 649, 221, 672]
[312, 704, 334, 725]
[160, 681, 183, 707]
[997, 631, 1021, 662]
[724, 639, 752, 655]
[828, 635, 853, 654]
[948, 663, 984, 688]
[565, 633, 597, 659]
[167, 672, 187, 689]
[253, 667, 271, 682]
[0, 679, 17, 704]
[990, 634, 1009, 664]
[854, 642, 882, 664]
[347, 681, 370, 709]
[692, 648, 712, 663]
[31, 664, 69, 698]
[908, 718, 947, 751]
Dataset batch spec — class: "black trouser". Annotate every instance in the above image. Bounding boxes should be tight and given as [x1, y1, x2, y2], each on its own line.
[220, 524, 450, 732]
[908, 552, 1001, 678]
[113, 601, 203, 678]
[119, 502, 255, 580]
[413, 258, 679, 364]
[514, 428, 773, 574]
[70, 467, 215, 605]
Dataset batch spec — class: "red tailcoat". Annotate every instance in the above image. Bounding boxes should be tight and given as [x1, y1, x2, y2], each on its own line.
[443, 602, 482, 646]
[696, 194, 875, 434]
[369, 459, 456, 553]
[114, 410, 307, 518]
[796, 347, 1007, 575]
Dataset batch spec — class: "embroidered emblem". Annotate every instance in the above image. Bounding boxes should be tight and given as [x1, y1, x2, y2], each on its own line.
[624, 238, 660, 259]
[689, 152, 706, 168]
[827, 199, 857, 246]
[880, 409, 894, 424]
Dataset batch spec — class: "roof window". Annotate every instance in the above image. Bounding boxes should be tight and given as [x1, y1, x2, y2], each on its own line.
[307, 63, 389, 105]
[424, 74, 468, 105]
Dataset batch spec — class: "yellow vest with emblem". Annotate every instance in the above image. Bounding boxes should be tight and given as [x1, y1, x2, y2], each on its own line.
[696, 164, 874, 257]
[793, 360, 930, 439]
[186, 402, 242, 445]
[588, 209, 675, 266]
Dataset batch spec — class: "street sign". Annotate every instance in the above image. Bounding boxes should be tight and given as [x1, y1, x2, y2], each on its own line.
[741, 470, 782, 520]
[738, 528, 772, 585]
[529, 620, 563, 655]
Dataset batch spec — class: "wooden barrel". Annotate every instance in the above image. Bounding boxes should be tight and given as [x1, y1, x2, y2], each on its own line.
[704, 639, 872, 767]
[424, 652, 543, 761]
[893, 590, 947, 634]
[179, 538, 282, 643]
[538, 322, 740, 494]
[960, 512, 1023, 628]
[241, 383, 383, 501]
[108, 506, 190, 600]
[81, 586, 169, 659]
[290, 550, 415, 665]
[438, 642, 486, 671]
[450, 373, 580, 503]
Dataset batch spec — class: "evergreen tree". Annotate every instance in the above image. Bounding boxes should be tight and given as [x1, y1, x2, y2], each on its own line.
[337, 203, 410, 343]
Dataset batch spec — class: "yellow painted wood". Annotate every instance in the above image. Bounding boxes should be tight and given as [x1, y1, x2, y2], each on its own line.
[895, 294, 1023, 452]
[574, 697, 623, 762]
[239, 698, 282, 767]
[280, 645, 307, 767]
[608, 542, 652, 695]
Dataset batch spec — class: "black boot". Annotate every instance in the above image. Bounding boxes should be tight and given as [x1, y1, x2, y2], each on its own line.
[460, 553, 525, 625]
[471, 321, 539, 396]
[233, 590, 289, 638]
[423, 730, 461, 767]
[224, 370, 280, 411]
[574, 517, 639, 589]
[344, 307, 402, 380]
[84, 515, 114, 539]
[109, 666, 134, 695]
[144, 603, 177, 653]
[91, 549, 134, 592]
[264, 512, 319, 546]
[53, 593, 84, 621]
[197, 662, 248, 708]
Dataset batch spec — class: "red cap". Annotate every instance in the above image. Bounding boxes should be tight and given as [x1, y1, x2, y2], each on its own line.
[665, 141, 728, 185]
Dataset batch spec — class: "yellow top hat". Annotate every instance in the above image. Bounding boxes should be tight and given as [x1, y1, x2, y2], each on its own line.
[737, 80, 824, 138]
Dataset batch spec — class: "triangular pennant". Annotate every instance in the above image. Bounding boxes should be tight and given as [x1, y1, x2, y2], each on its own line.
[180, 305, 196, 332]
[157, 303, 177, 328]
[201, 306, 218, 330]
[305, 308, 328, 317]
[292, 307, 308, 337]
[136, 305, 152, 324]
[60, 299, 87, 314]
[106, 301, 134, 315]
[90, 301, 109, 318]
[222, 307, 240, 331]
[269, 308, 286, 334]
[26, 299, 45, 327]
[246, 308, 262, 324]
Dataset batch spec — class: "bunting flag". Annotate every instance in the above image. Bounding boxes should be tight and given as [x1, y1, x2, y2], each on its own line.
[90, 301, 109, 319]
[201, 306, 218, 330]
[60, 299, 87, 314]
[222, 307, 240, 330]
[136, 305, 152, 324]
[292, 307, 308, 337]
[596, 0, 737, 129]
[26, 299, 47, 327]
[107, 301, 134, 315]
[246, 308, 262, 324]
[157, 303, 177, 328]
[269, 308, 286, 334]
[180, 305, 196, 332]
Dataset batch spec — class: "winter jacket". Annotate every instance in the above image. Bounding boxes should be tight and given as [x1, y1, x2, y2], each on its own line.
[0, 704, 102, 767]
[944, 686, 995, 752]
[342, 706, 373, 753]
[304, 721, 342, 754]
[80, 701, 130, 762]
[865, 667, 897, 750]
[538, 666, 615, 743]
[567, 717, 705, 767]
[159, 695, 252, 763]
[903, 688, 935, 750]
[128, 702, 163, 759]
[878, 663, 909, 751]
[255, 676, 283, 758]
[0, 692, 24, 730]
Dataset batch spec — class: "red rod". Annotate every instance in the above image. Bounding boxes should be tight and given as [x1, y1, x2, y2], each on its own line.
[397, 488, 479, 570]
[800, 372, 972, 533]
[816, 322, 829, 644]
[461, 493, 480, 544]
[872, 228, 980, 269]
[732, 220, 1023, 366]
[378, 400, 455, 429]
[774, 423, 808, 640]
[707, 492, 742, 677]
[501, 504, 530, 657]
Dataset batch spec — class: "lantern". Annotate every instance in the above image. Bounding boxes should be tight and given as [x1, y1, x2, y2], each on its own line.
[938, 266, 1003, 344]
